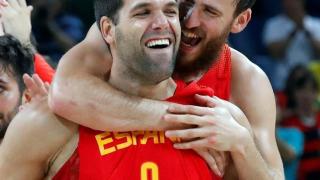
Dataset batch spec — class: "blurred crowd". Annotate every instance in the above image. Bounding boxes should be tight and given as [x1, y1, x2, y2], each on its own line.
[0, 0, 320, 179]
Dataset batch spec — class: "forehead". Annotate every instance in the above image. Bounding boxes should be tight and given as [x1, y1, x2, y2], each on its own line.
[0, 66, 17, 84]
[123, 0, 178, 10]
[179, 0, 235, 8]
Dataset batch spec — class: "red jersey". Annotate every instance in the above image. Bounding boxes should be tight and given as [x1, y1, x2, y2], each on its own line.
[34, 53, 55, 83]
[54, 44, 232, 179]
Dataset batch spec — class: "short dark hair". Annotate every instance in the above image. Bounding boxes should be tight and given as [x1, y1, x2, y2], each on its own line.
[234, 0, 256, 16]
[94, 0, 124, 28]
[0, 35, 34, 92]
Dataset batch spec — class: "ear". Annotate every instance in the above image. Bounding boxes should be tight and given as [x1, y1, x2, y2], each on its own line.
[230, 9, 252, 33]
[100, 16, 115, 44]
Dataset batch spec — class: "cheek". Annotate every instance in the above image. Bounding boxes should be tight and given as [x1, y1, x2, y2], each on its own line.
[0, 92, 20, 112]
[171, 18, 181, 35]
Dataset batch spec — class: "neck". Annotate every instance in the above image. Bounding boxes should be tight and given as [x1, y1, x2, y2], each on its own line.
[109, 62, 176, 100]
[173, 71, 205, 83]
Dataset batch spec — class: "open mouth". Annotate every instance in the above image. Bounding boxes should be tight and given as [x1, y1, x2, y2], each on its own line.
[145, 39, 171, 49]
[181, 31, 202, 47]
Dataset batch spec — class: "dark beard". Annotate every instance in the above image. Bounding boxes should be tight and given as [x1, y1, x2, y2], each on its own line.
[0, 121, 9, 139]
[174, 26, 231, 79]
[0, 105, 19, 139]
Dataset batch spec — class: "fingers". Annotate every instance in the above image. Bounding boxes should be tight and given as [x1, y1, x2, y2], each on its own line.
[7, 0, 19, 10]
[26, 5, 32, 13]
[44, 82, 50, 91]
[172, 138, 215, 150]
[23, 74, 49, 99]
[164, 113, 207, 126]
[23, 73, 35, 91]
[0, 3, 12, 16]
[33, 74, 46, 89]
[194, 149, 222, 177]
[0, 0, 8, 7]
[17, 0, 26, 7]
[194, 94, 217, 108]
[168, 103, 213, 116]
[209, 150, 225, 176]
[166, 127, 215, 140]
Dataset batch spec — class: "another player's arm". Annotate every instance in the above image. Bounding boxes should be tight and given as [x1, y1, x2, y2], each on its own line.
[0, 98, 76, 179]
[49, 24, 176, 132]
[230, 49, 284, 180]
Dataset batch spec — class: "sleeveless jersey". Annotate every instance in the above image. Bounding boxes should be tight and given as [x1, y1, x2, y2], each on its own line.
[53, 44, 232, 179]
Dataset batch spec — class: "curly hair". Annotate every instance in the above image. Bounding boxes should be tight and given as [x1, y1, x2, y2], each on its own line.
[0, 34, 34, 92]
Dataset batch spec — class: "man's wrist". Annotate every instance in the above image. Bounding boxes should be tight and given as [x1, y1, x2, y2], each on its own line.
[232, 127, 254, 156]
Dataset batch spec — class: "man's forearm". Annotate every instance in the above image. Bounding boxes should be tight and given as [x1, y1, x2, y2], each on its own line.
[231, 130, 284, 180]
[50, 73, 176, 131]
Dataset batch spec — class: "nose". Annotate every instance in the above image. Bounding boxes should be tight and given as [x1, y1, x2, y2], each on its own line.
[183, 6, 200, 29]
[151, 12, 169, 31]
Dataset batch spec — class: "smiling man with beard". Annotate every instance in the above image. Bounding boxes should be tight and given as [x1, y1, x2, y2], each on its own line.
[0, 35, 33, 142]
[0, 0, 227, 179]
[50, 0, 284, 179]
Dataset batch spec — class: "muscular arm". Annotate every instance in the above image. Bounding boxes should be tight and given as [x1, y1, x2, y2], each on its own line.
[49, 24, 175, 131]
[0, 98, 76, 179]
[230, 49, 284, 179]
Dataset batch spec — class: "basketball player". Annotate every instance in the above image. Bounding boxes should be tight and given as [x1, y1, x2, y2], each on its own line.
[0, 0, 229, 179]
[50, 0, 284, 179]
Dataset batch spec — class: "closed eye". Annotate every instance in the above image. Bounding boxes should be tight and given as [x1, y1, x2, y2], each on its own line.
[134, 10, 150, 18]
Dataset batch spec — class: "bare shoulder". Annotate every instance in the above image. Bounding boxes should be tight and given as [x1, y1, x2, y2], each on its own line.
[0, 98, 77, 179]
[57, 23, 112, 78]
[230, 48, 276, 127]
[230, 48, 268, 84]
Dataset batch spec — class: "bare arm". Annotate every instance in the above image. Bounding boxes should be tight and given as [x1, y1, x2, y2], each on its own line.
[49, 24, 175, 132]
[230, 49, 284, 179]
[0, 98, 76, 179]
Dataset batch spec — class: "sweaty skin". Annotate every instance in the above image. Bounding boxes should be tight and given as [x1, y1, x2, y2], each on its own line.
[50, 0, 283, 179]
[0, 0, 230, 179]
[50, 22, 283, 180]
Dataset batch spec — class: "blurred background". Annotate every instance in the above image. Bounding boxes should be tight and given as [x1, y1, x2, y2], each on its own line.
[25, 1, 320, 179]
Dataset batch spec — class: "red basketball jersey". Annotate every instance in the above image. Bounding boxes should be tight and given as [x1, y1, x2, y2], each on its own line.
[53, 44, 232, 179]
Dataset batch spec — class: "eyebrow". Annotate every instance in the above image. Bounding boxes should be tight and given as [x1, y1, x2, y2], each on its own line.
[203, 3, 222, 15]
[165, 1, 179, 9]
[130, 2, 150, 12]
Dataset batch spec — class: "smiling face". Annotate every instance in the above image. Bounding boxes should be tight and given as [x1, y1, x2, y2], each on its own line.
[106, 0, 181, 84]
[175, 0, 242, 76]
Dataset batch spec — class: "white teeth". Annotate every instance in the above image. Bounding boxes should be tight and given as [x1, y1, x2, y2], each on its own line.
[147, 39, 170, 48]
[182, 31, 199, 39]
